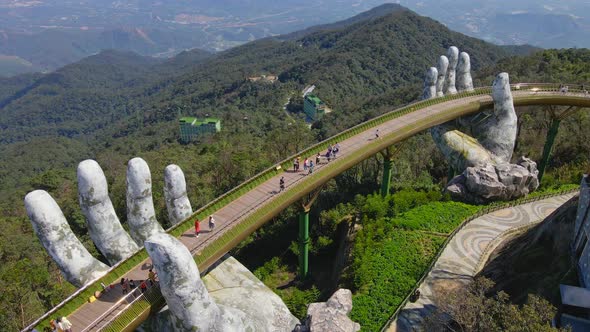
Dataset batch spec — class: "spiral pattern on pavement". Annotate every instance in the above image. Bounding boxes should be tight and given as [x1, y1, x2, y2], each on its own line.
[389, 193, 575, 332]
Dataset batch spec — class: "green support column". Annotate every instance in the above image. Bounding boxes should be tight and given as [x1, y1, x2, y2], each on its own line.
[538, 119, 561, 183]
[298, 208, 310, 279]
[381, 158, 393, 197]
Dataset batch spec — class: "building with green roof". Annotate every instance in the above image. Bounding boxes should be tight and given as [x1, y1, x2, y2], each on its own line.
[304, 94, 326, 120]
[179, 117, 221, 143]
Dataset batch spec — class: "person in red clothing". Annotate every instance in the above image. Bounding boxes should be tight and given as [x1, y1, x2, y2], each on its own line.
[194, 217, 201, 238]
[140, 280, 148, 293]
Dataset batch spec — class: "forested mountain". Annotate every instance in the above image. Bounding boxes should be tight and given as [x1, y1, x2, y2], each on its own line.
[0, 4, 524, 197]
[0, 5, 573, 330]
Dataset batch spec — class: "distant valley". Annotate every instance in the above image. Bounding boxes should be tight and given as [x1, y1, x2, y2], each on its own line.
[1, 0, 589, 77]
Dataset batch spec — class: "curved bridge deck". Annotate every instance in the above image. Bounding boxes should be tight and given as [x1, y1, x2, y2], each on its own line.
[26, 85, 590, 331]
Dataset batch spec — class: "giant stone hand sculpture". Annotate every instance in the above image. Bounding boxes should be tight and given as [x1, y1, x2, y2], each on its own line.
[424, 46, 539, 203]
[25, 157, 168, 286]
[25, 158, 299, 331]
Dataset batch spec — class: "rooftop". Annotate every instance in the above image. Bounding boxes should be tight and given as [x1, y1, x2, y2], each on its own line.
[306, 94, 324, 106]
[180, 117, 220, 126]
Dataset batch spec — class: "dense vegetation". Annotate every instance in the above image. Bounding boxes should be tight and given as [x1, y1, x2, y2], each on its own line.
[0, 3, 589, 330]
[424, 277, 565, 332]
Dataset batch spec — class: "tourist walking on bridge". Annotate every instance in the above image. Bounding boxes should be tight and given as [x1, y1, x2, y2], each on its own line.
[120, 278, 128, 294]
[209, 215, 216, 230]
[148, 269, 158, 286]
[279, 176, 285, 192]
[303, 157, 309, 171]
[333, 142, 340, 158]
[309, 160, 314, 174]
[57, 317, 73, 332]
[194, 217, 201, 238]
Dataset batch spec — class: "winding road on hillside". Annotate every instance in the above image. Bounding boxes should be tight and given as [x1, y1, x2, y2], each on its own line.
[25, 85, 590, 331]
[388, 193, 577, 332]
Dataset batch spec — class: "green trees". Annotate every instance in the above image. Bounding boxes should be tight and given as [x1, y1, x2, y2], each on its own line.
[423, 277, 564, 332]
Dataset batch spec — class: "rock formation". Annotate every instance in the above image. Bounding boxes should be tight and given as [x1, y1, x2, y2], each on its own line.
[423, 47, 539, 203]
[24, 190, 110, 287]
[435, 55, 448, 97]
[446, 157, 539, 203]
[126, 157, 165, 244]
[163, 164, 192, 225]
[144, 233, 246, 331]
[78, 159, 139, 264]
[422, 67, 438, 100]
[299, 289, 360, 332]
[444, 46, 459, 95]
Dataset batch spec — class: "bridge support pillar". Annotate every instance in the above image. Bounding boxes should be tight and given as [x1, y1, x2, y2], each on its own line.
[381, 158, 393, 197]
[297, 185, 325, 280]
[298, 208, 310, 279]
[538, 118, 560, 183]
[380, 144, 405, 197]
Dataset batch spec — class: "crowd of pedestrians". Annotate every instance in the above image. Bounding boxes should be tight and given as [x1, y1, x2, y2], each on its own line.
[282, 143, 342, 191]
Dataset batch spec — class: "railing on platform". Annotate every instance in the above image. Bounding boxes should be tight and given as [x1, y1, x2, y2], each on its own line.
[23, 84, 590, 331]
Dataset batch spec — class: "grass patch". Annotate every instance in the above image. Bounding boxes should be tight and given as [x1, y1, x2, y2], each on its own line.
[349, 196, 475, 331]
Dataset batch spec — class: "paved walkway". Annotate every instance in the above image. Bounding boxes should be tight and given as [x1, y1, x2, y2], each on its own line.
[387, 193, 576, 332]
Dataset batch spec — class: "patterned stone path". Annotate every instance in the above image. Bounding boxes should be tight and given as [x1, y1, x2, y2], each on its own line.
[388, 193, 576, 332]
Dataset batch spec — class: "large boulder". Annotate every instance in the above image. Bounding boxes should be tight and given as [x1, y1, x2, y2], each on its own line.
[302, 289, 360, 332]
[446, 157, 540, 204]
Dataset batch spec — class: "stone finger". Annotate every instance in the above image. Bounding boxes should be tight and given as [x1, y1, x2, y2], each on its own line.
[163, 164, 193, 226]
[25, 190, 109, 287]
[126, 157, 165, 245]
[457, 52, 474, 92]
[436, 55, 448, 97]
[444, 46, 459, 95]
[78, 159, 139, 265]
[422, 67, 438, 100]
[475, 72, 517, 163]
